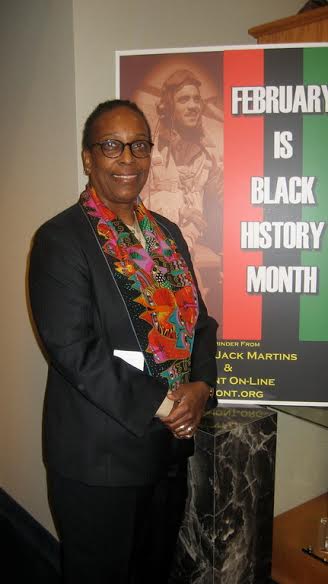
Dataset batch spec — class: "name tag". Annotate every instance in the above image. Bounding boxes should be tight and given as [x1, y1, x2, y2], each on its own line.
[113, 350, 144, 371]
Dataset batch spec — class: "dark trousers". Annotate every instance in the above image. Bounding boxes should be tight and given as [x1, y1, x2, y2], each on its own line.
[47, 463, 188, 584]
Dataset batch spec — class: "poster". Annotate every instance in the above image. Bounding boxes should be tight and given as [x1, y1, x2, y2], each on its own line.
[117, 45, 328, 406]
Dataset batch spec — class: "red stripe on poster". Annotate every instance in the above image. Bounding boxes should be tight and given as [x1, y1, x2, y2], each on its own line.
[223, 50, 264, 340]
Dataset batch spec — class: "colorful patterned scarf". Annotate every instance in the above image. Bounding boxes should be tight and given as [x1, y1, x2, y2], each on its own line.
[80, 186, 199, 391]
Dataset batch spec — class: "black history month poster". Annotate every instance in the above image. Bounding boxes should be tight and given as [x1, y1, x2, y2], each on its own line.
[117, 45, 328, 406]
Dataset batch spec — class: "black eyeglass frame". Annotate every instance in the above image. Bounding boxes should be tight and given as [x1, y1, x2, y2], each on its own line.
[90, 139, 154, 159]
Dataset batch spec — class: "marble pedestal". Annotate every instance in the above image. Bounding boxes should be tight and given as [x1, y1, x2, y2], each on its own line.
[170, 406, 277, 584]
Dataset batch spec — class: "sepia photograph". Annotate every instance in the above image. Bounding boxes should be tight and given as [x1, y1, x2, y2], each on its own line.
[120, 51, 224, 326]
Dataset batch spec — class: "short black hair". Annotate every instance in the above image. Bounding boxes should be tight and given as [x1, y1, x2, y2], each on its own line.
[82, 99, 152, 150]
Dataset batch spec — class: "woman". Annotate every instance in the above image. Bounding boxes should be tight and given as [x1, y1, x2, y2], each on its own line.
[29, 99, 217, 584]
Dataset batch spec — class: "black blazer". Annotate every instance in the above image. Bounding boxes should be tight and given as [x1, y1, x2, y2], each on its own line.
[29, 202, 217, 486]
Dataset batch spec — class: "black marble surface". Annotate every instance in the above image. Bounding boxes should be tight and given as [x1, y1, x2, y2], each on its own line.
[170, 406, 277, 584]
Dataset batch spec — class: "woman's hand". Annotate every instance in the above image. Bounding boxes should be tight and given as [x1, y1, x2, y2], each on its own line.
[161, 381, 210, 439]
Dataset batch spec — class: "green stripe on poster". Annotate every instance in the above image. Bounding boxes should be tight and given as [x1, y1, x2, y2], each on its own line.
[300, 47, 328, 341]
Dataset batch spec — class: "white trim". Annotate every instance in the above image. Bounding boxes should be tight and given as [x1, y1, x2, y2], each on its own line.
[217, 400, 328, 407]
[115, 52, 120, 99]
[116, 42, 328, 59]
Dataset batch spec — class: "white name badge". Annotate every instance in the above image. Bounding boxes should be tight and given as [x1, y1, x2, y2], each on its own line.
[113, 350, 144, 371]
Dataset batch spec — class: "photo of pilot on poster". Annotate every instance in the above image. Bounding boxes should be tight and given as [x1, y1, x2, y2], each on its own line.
[118, 52, 223, 329]
[117, 45, 328, 407]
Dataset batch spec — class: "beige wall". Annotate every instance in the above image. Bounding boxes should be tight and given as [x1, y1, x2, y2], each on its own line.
[274, 412, 328, 516]
[0, 1, 77, 534]
[1, 0, 313, 537]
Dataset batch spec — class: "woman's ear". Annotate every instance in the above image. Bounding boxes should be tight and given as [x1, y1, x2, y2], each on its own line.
[82, 149, 92, 175]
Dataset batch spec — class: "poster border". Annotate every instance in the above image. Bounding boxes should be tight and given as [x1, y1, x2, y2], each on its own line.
[117, 42, 328, 408]
[115, 42, 328, 98]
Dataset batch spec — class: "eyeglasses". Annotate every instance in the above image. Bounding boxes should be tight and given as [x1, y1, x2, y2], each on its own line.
[90, 139, 154, 159]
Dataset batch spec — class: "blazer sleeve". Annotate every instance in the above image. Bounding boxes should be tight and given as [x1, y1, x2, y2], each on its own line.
[28, 222, 168, 438]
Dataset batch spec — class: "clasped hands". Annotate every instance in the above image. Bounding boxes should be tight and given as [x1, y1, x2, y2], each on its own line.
[160, 381, 210, 439]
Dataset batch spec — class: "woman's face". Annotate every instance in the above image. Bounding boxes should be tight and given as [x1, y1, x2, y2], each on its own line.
[82, 107, 151, 212]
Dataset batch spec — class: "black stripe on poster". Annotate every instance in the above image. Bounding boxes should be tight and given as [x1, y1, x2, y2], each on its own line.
[262, 48, 303, 345]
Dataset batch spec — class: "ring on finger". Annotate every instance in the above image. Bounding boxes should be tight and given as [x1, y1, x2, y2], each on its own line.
[178, 424, 186, 431]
